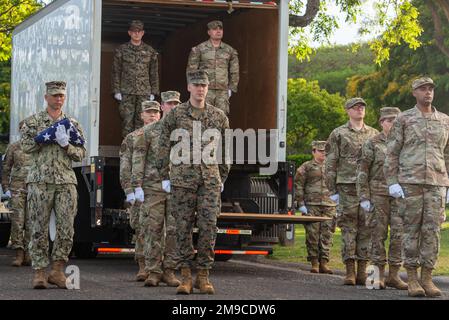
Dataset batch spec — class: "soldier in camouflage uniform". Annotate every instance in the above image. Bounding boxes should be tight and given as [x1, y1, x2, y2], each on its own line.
[132, 93, 181, 288]
[384, 77, 449, 297]
[112, 20, 160, 138]
[1, 122, 32, 267]
[20, 81, 86, 289]
[158, 71, 230, 295]
[295, 141, 336, 274]
[186, 20, 239, 115]
[356, 107, 408, 290]
[120, 99, 160, 281]
[325, 97, 378, 286]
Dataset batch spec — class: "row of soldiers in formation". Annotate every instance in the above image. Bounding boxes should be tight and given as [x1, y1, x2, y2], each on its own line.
[295, 76, 448, 297]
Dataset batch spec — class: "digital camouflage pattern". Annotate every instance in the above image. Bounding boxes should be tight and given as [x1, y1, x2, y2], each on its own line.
[295, 159, 336, 207]
[111, 42, 159, 96]
[384, 106, 449, 187]
[304, 206, 335, 262]
[325, 122, 378, 195]
[118, 94, 147, 138]
[8, 191, 30, 251]
[205, 89, 230, 115]
[119, 132, 135, 195]
[399, 184, 445, 269]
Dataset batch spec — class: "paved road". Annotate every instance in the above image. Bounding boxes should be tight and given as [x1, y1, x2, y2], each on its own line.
[1, 247, 448, 300]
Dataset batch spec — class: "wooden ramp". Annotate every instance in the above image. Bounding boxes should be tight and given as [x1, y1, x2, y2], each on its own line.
[218, 213, 332, 225]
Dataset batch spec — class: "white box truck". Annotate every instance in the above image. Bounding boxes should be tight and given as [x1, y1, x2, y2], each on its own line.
[9, 0, 327, 259]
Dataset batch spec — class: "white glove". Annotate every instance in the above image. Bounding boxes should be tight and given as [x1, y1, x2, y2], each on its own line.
[4, 190, 11, 198]
[360, 200, 371, 212]
[162, 180, 171, 193]
[149, 94, 155, 101]
[299, 205, 308, 215]
[55, 124, 69, 147]
[114, 93, 122, 101]
[330, 194, 339, 205]
[440, 211, 446, 224]
[221, 183, 224, 193]
[134, 187, 144, 203]
[446, 188, 449, 204]
[126, 193, 136, 205]
[228, 89, 232, 98]
[389, 184, 405, 199]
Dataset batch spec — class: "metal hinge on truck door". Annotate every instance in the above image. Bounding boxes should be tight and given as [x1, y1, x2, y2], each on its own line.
[82, 157, 104, 228]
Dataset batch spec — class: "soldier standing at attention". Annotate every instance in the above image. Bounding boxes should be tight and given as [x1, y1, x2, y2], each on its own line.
[325, 97, 378, 286]
[356, 107, 408, 290]
[384, 77, 449, 297]
[2, 121, 32, 267]
[295, 141, 336, 274]
[120, 100, 161, 281]
[131, 92, 181, 288]
[112, 20, 159, 138]
[186, 20, 239, 115]
[158, 71, 230, 295]
[21, 81, 86, 289]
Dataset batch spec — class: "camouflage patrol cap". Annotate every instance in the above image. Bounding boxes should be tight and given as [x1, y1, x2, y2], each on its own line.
[207, 20, 223, 29]
[187, 70, 209, 85]
[345, 97, 367, 110]
[141, 100, 161, 112]
[45, 81, 66, 95]
[379, 107, 401, 121]
[129, 20, 144, 31]
[161, 91, 181, 104]
[312, 141, 326, 151]
[412, 77, 434, 90]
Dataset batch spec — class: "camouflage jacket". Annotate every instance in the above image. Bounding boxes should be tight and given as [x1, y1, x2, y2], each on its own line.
[295, 159, 336, 207]
[111, 41, 159, 96]
[157, 101, 230, 189]
[20, 110, 86, 185]
[384, 106, 449, 187]
[119, 129, 142, 195]
[186, 40, 239, 92]
[1, 141, 32, 192]
[325, 121, 378, 194]
[356, 132, 389, 200]
[131, 121, 163, 191]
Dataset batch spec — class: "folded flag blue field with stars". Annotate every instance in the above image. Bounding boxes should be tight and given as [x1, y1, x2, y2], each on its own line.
[34, 118, 85, 146]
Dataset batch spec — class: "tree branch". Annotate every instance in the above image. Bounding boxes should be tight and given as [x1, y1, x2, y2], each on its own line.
[289, 0, 320, 27]
[427, 0, 449, 59]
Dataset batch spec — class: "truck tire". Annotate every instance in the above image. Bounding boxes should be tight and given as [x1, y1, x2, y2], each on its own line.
[0, 223, 11, 247]
[214, 254, 233, 262]
[73, 242, 97, 259]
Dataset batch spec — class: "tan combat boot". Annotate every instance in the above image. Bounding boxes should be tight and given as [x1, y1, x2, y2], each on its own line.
[420, 267, 441, 297]
[344, 259, 356, 285]
[135, 257, 148, 282]
[12, 249, 24, 267]
[319, 259, 333, 274]
[386, 265, 408, 290]
[406, 267, 425, 297]
[194, 268, 215, 294]
[374, 264, 386, 289]
[176, 267, 193, 295]
[310, 258, 319, 273]
[356, 260, 368, 285]
[22, 252, 31, 266]
[48, 260, 67, 289]
[32, 269, 48, 289]
[144, 272, 162, 287]
[161, 269, 181, 287]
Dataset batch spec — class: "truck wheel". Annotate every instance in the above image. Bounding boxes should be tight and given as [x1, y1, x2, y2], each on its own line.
[0, 223, 11, 247]
[73, 242, 97, 259]
[215, 254, 233, 262]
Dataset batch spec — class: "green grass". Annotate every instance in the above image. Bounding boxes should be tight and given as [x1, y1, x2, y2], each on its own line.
[270, 221, 449, 276]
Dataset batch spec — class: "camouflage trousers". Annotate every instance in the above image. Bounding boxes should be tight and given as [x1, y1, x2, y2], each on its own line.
[129, 202, 144, 260]
[304, 205, 335, 262]
[141, 187, 178, 273]
[206, 89, 230, 115]
[27, 183, 78, 269]
[119, 94, 146, 138]
[368, 194, 403, 266]
[171, 184, 221, 270]
[337, 184, 370, 262]
[9, 190, 31, 251]
[399, 184, 445, 269]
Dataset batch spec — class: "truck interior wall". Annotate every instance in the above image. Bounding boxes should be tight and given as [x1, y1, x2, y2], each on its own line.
[99, 6, 278, 148]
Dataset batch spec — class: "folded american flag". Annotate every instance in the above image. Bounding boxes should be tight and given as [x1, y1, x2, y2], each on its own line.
[34, 118, 85, 146]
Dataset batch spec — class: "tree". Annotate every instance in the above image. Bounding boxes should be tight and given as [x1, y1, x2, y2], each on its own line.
[0, 0, 42, 61]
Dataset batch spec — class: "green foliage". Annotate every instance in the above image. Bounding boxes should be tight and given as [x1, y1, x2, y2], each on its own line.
[287, 78, 347, 155]
[287, 154, 313, 168]
[0, 60, 10, 134]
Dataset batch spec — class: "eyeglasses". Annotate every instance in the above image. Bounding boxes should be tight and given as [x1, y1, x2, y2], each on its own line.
[349, 104, 365, 110]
